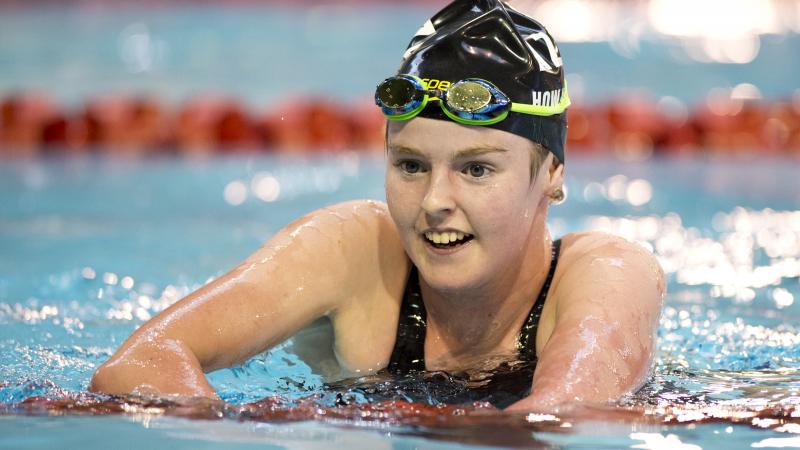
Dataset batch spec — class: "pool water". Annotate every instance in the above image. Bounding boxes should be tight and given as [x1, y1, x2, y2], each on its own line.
[2, 153, 800, 449]
[2, 5, 799, 106]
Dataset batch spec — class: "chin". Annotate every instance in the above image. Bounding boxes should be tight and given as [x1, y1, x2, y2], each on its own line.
[423, 267, 466, 286]
[414, 258, 488, 293]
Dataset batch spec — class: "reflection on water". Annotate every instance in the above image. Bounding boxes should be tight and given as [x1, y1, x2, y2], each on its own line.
[3, 388, 800, 448]
[0, 155, 799, 448]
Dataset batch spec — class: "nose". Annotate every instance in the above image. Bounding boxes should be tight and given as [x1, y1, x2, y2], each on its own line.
[421, 167, 456, 219]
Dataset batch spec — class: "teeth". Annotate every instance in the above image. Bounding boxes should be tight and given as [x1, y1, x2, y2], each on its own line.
[424, 231, 471, 245]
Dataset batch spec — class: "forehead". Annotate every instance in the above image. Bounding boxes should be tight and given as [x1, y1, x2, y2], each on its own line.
[387, 117, 533, 156]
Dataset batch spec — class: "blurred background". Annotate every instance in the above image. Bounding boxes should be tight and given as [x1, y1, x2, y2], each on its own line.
[2, 5, 800, 446]
[1, 0, 799, 158]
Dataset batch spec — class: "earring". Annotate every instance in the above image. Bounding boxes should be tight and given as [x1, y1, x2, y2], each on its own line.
[550, 187, 566, 205]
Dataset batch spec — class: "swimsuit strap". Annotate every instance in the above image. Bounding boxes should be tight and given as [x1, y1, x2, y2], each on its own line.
[517, 238, 561, 361]
[388, 265, 427, 373]
[387, 239, 562, 374]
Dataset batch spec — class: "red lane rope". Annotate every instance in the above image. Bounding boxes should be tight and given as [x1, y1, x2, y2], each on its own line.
[1, 93, 799, 156]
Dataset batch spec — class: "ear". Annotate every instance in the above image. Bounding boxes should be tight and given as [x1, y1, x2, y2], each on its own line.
[546, 158, 564, 197]
[537, 153, 564, 199]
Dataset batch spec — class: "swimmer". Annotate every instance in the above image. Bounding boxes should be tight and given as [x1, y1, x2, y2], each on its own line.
[90, 0, 665, 412]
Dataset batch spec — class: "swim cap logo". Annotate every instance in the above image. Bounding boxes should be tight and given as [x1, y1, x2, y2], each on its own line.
[403, 20, 436, 60]
[523, 32, 563, 74]
[421, 78, 451, 90]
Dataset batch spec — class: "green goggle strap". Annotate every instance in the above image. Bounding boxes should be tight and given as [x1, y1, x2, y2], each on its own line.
[509, 82, 571, 117]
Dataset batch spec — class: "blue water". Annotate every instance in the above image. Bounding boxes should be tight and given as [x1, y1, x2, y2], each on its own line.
[1, 154, 800, 449]
[1, 5, 799, 106]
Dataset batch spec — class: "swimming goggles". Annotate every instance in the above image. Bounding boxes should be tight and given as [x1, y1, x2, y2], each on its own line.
[374, 74, 570, 126]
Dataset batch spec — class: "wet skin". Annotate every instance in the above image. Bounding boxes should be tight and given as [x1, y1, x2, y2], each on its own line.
[90, 117, 665, 412]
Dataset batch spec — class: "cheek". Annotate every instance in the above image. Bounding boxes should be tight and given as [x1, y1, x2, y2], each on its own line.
[470, 182, 533, 227]
[384, 175, 417, 228]
[468, 188, 537, 256]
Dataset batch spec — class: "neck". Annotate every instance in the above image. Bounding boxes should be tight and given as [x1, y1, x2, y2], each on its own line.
[420, 215, 554, 366]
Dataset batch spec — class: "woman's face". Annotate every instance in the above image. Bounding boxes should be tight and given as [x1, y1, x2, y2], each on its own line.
[385, 117, 556, 292]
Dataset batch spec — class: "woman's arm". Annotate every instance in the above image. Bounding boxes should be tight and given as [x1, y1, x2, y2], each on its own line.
[508, 233, 665, 411]
[90, 200, 396, 398]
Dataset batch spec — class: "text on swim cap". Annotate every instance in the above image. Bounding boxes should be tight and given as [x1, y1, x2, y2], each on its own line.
[532, 89, 562, 108]
[422, 79, 451, 91]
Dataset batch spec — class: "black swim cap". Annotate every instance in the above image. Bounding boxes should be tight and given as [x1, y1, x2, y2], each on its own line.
[396, 0, 568, 163]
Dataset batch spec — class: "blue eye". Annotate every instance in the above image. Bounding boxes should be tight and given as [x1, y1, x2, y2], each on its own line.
[400, 161, 422, 174]
[467, 164, 487, 178]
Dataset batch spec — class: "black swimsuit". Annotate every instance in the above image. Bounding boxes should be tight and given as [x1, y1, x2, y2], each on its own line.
[384, 239, 562, 407]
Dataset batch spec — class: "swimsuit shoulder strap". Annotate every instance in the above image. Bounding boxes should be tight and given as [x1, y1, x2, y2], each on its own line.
[387, 265, 427, 374]
[517, 238, 562, 361]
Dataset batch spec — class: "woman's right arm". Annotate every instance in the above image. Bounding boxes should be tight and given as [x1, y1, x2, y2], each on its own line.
[89, 200, 397, 398]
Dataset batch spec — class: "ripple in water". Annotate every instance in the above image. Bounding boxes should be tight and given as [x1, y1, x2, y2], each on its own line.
[1, 205, 800, 447]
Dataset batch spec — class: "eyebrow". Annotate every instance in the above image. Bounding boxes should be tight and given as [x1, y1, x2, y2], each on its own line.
[388, 145, 509, 158]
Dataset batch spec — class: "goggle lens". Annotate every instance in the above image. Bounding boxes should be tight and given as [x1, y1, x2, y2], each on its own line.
[447, 81, 492, 113]
[377, 77, 418, 109]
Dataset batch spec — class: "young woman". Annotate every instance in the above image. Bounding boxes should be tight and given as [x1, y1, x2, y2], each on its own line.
[90, 0, 664, 412]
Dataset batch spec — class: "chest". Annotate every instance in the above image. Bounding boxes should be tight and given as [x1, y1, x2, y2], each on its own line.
[327, 271, 562, 376]
[329, 292, 402, 375]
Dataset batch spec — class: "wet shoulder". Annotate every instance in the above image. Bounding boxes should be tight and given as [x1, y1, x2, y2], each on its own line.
[313, 199, 408, 288]
[265, 199, 409, 306]
[321, 199, 407, 270]
[536, 231, 665, 353]
[555, 231, 665, 294]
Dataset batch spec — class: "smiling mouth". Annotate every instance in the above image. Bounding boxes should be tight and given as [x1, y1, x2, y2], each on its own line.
[423, 231, 474, 249]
